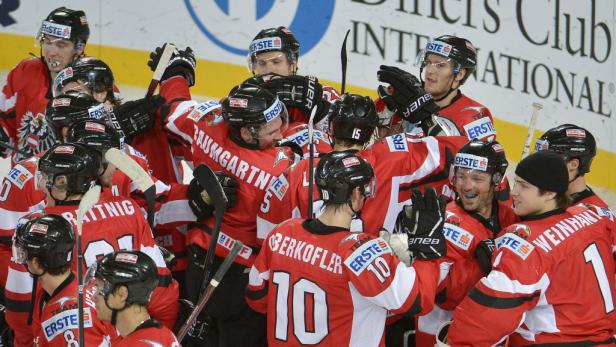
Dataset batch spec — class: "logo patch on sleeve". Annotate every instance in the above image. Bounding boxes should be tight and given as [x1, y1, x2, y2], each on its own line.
[344, 238, 391, 275]
[42, 308, 93, 341]
[386, 133, 408, 152]
[6, 164, 33, 189]
[188, 100, 220, 122]
[463, 117, 496, 140]
[269, 174, 289, 201]
[496, 233, 534, 260]
[442, 223, 474, 251]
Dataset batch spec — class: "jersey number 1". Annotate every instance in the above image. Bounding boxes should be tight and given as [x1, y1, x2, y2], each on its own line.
[272, 272, 328, 344]
[583, 243, 614, 314]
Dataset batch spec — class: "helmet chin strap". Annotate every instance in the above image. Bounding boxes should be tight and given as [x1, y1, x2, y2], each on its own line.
[432, 76, 458, 103]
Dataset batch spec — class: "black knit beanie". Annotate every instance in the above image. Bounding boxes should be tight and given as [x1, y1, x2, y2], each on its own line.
[515, 151, 569, 193]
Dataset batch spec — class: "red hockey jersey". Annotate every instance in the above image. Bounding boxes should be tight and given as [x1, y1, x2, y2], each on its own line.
[161, 76, 295, 266]
[416, 200, 518, 344]
[448, 205, 616, 345]
[31, 273, 117, 347]
[113, 319, 180, 347]
[0, 58, 56, 163]
[246, 218, 440, 347]
[438, 91, 497, 142]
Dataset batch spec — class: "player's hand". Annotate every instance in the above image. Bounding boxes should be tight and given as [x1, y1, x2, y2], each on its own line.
[188, 172, 238, 220]
[261, 74, 329, 122]
[148, 43, 197, 86]
[379, 229, 412, 266]
[475, 238, 496, 274]
[394, 187, 447, 260]
[113, 95, 165, 142]
[377, 65, 440, 123]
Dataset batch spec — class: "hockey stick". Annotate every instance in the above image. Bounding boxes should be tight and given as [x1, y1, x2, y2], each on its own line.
[520, 102, 543, 160]
[177, 240, 244, 341]
[0, 141, 29, 157]
[340, 29, 351, 94]
[146, 43, 176, 97]
[104, 148, 156, 229]
[307, 105, 319, 218]
[76, 185, 101, 347]
[192, 163, 228, 290]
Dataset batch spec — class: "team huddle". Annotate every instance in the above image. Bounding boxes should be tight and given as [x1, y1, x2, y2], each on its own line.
[0, 6, 614, 347]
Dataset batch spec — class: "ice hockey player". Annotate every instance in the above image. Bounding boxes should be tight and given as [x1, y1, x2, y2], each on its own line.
[377, 35, 497, 141]
[414, 139, 518, 345]
[0, 7, 89, 162]
[440, 151, 616, 345]
[88, 250, 180, 346]
[535, 124, 607, 207]
[257, 93, 379, 239]
[247, 151, 448, 346]
[13, 213, 116, 346]
[247, 27, 339, 129]
[157, 55, 297, 343]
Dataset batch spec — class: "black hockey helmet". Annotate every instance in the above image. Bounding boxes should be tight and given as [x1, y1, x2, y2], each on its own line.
[315, 151, 375, 204]
[419, 35, 477, 85]
[90, 250, 159, 305]
[66, 119, 120, 155]
[451, 139, 508, 186]
[329, 93, 379, 144]
[535, 124, 596, 175]
[53, 57, 115, 99]
[46, 90, 107, 140]
[248, 26, 300, 73]
[37, 7, 89, 46]
[38, 142, 100, 197]
[13, 214, 75, 270]
[222, 83, 288, 138]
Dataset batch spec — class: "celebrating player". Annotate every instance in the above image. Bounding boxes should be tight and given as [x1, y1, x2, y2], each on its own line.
[247, 151, 447, 346]
[442, 151, 616, 345]
[88, 250, 180, 346]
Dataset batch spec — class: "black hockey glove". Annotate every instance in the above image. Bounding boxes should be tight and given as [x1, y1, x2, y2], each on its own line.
[394, 187, 447, 260]
[0, 126, 10, 157]
[475, 238, 496, 275]
[188, 172, 238, 220]
[262, 74, 329, 123]
[113, 95, 165, 143]
[148, 44, 197, 86]
[158, 245, 177, 270]
[377, 65, 440, 123]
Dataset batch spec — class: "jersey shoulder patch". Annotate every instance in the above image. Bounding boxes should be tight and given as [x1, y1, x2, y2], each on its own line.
[386, 133, 408, 152]
[6, 164, 33, 189]
[442, 223, 474, 251]
[463, 116, 496, 140]
[188, 100, 220, 122]
[268, 174, 289, 201]
[496, 232, 534, 260]
[343, 237, 391, 275]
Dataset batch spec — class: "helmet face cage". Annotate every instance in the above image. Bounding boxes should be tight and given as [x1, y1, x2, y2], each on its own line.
[417, 35, 477, 85]
[12, 215, 74, 269]
[329, 94, 379, 144]
[89, 251, 158, 306]
[316, 152, 375, 204]
[535, 124, 596, 174]
[248, 27, 300, 74]
[450, 140, 508, 187]
[36, 7, 89, 46]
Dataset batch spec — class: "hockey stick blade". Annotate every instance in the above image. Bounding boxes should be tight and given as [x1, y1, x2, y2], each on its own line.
[146, 43, 176, 97]
[192, 164, 228, 291]
[177, 240, 244, 342]
[520, 102, 543, 160]
[105, 148, 156, 228]
[340, 29, 351, 95]
[76, 185, 100, 347]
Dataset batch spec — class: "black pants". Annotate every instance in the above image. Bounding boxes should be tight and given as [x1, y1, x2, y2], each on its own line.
[186, 245, 267, 347]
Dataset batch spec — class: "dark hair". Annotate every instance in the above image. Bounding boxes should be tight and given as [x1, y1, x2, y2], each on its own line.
[539, 189, 571, 209]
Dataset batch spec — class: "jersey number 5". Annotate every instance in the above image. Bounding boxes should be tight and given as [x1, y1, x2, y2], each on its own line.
[272, 272, 328, 344]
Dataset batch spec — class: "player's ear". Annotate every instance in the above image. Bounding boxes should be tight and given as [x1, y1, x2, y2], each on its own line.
[453, 68, 466, 85]
[240, 127, 254, 143]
